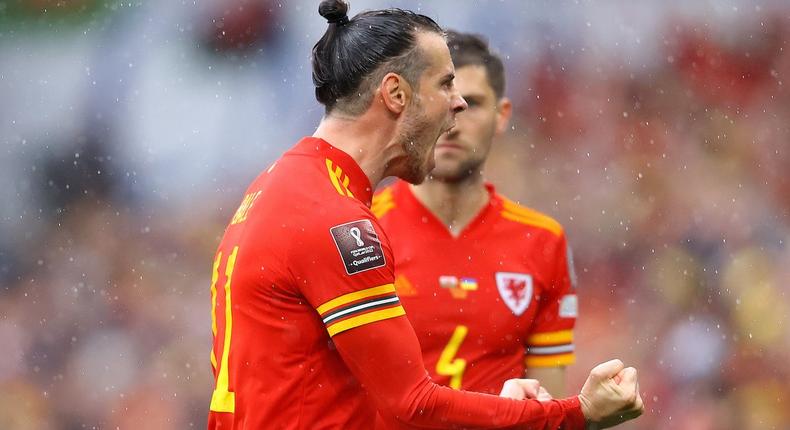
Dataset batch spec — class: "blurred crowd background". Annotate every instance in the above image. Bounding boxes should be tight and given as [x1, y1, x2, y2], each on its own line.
[1, 0, 788, 429]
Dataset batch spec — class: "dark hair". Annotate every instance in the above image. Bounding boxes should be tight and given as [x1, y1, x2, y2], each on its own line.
[446, 30, 506, 99]
[312, 0, 443, 115]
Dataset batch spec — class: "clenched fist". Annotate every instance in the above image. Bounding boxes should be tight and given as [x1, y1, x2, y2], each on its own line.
[499, 378, 553, 401]
[577, 359, 644, 429]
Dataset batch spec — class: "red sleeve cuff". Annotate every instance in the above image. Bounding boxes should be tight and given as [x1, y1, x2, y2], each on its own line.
[557, 396, 587, 430]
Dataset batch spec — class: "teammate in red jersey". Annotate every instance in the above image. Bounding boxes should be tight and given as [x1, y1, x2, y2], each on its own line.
[207, 1, 643, 429]
[373, 31, 578, 399]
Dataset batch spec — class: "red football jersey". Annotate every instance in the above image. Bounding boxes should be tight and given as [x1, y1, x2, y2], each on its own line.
[207, 137, 586, 430]
[208, 137, 403, 429]
[373, 180, 578, 394]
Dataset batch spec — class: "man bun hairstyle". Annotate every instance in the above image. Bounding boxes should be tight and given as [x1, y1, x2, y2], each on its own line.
[318, 0, 349, 25]
[312, 0, 444, 116]
[446, 30, 506, 99]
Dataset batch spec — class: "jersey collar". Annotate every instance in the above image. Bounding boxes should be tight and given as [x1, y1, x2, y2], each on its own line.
[395, 180, 502, 239]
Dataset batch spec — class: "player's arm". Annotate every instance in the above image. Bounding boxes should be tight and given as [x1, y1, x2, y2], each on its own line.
[526, 366, 567, 398]
[333, 313, 586, 429]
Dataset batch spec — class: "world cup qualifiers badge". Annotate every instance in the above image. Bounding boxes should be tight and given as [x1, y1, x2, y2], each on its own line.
[330, 219, 386, 275]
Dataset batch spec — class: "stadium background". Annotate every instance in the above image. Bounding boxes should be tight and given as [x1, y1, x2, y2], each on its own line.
[1, 0, 788, 428]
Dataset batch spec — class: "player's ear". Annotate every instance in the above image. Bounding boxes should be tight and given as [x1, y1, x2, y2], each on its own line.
[494, 97, 512, 135]
[379, 72, 411, 115]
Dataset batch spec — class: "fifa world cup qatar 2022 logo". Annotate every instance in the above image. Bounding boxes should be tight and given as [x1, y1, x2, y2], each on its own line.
[330, 219, 386, 275]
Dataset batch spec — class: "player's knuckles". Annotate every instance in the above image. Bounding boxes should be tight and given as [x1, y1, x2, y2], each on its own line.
[616, 371, 638, 393]
[593, 359, 624, 379]
[621, 367, 637, 382]
[612, 382, 633, 402]
[524, 380, 540, 391]
[606, 380, 625, 398]
[512, 379, 537, 390]
[589, 367, 606, 381]
[607, 359, 625, 373]
[500, 380, 528, 399]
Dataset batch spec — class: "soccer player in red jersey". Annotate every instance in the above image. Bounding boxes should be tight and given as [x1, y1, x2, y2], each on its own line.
[373, 31, 578, 399]
[207, 1, 643, 429]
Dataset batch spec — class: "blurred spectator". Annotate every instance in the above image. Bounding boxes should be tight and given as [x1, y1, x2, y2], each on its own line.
[200, 0, 282, 57]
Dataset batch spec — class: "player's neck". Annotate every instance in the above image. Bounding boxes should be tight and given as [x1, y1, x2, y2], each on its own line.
[410, 174, 489, 237]
[313, 112, 397, 188]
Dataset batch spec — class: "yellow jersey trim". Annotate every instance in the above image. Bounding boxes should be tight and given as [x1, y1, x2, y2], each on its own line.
[372, 187, 393, 205]
[316, 283, 397, 315]
[371, 188, 395, 218]
[500, 199, 563, 236]
[526, 353, 576, 367]
[327, 306, 406, 337]
[230, 191, 261, 225]
[210, 253, 221, 336]
[372, 200, 395, 219]
[326, 158, 354, 197]
[526, 329, 574, 346]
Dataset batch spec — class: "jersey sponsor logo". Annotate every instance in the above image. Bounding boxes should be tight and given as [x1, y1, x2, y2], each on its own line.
[495, 272, 533, 316]
[330, 219, 386, 275]
[559, 294, 578, 318]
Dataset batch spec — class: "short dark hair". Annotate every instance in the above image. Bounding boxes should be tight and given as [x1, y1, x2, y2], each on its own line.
[312, 0, 444, 115]
[446, 30, 506, 99]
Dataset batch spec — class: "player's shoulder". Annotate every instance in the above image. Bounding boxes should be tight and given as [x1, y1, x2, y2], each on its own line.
[495, 193, 564, 238]
[298, 166, 379, 231]
[254, 153, 372, 233]
[273, 148, 362, 207]
[305, 193, 377, 234]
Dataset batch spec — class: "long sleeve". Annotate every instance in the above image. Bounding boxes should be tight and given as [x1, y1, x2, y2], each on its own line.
[333, 315, 586, 429]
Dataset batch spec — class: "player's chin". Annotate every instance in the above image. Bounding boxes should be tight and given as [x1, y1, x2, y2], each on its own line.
[433, 148, 466, 165]
[431, 158, 463, 175]
[431, 163, 476, 182]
